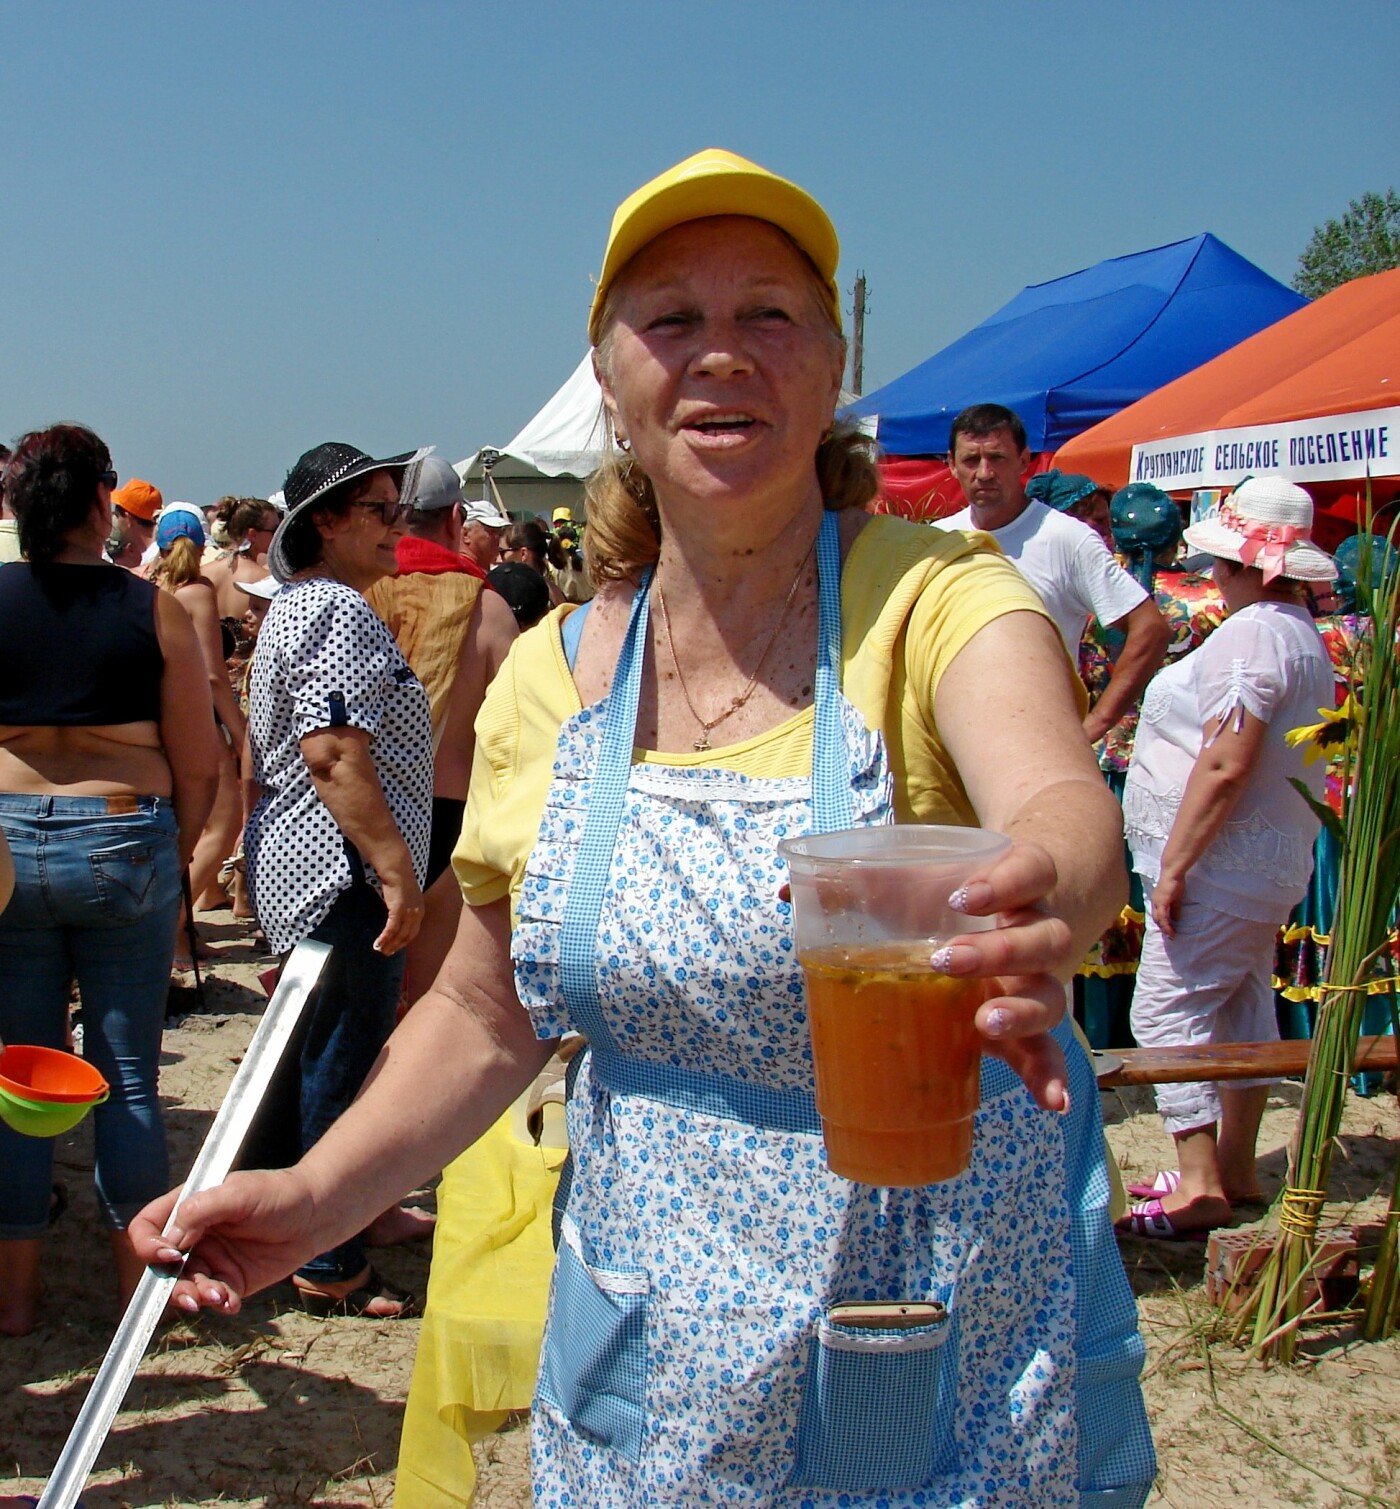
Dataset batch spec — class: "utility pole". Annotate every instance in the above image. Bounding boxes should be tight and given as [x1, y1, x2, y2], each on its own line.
[851, 271, 867, 395]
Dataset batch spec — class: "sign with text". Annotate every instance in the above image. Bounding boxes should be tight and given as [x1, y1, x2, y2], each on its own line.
[1130, 407, 1400, 491]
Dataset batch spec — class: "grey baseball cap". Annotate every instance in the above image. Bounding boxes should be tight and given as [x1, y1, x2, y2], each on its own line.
[411, 454, 467, 511]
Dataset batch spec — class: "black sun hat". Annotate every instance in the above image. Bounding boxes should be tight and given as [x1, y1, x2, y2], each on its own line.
[269, 441, 429, 582]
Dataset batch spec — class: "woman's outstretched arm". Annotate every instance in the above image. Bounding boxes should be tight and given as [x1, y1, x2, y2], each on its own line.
[128, 894, 554, 1315]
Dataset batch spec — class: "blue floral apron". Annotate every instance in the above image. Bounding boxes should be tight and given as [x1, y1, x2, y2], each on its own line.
[511, 513, 1154, 1507]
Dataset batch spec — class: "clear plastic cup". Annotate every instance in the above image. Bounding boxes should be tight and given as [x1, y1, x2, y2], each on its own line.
[779, 825, 1011, 1185]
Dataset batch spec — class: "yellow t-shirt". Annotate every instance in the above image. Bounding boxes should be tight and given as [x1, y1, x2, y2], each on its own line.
[454, 515, 1060, 908]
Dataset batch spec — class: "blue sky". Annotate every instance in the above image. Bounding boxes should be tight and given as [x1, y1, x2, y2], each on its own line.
[3, 1, 1397, 504]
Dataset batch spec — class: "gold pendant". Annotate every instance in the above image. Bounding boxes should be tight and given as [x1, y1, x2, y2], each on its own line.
[693, 730, 711, 752]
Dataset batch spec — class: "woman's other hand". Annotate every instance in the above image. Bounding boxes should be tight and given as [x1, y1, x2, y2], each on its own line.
[374, 867, 425, 956]
[128, 1169, 323, 1317]
[1148, 869, 1184, 939]
[933, 838, 1073, 1112]
[300, 725, 425, 953]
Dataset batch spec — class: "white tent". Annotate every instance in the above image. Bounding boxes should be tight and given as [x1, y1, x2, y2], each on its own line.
[457, 354, 606, 518]
[458, 353, 864, 520]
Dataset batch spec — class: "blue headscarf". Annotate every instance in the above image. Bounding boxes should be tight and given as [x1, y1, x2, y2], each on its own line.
[1333, 532, 1398, 613]
[1025, 469, 1102, 513]
[1110, 483, 1182, 593]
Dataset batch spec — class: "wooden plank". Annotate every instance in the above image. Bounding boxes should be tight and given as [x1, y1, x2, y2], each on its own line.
[1096, 1034, 1398, 1088]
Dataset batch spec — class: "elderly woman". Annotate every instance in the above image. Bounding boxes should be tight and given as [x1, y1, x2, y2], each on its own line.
[236, 442, 433, 1317]
[1119, 478, 1336, 1238]
[136, 153, 1153, 1505]
[0, 424, 220, 1335]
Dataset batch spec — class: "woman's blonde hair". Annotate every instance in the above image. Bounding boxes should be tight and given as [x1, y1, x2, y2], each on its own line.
[152, 536, 205, 591]
[583, 227, 879, 585]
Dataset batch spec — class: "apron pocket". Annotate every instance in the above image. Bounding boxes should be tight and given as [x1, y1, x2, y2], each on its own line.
[539, 1224, 649, 1462]
[789, 1289, 959, 1491]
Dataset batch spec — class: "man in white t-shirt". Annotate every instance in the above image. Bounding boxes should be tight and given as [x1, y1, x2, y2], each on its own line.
[941, 404, 1169, 743]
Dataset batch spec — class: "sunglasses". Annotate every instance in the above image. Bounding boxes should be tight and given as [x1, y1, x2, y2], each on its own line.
[99, 469, 118, 489]
[352, 498, 414, 526]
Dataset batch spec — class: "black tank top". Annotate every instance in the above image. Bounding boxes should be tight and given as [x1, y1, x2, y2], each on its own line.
[0, 563, 164, 725]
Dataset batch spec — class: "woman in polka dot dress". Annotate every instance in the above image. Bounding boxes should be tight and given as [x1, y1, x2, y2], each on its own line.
[238, 442, 433, 1318]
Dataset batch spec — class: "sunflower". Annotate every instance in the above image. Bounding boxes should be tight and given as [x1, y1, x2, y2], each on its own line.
[1286, 694, 1362, 765]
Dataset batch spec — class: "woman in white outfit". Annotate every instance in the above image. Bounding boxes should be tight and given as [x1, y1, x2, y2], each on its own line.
[1119, 477, 1337, 1239]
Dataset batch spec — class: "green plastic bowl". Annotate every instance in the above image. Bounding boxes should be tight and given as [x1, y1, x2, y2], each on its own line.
[0, 1081, 108, 1138]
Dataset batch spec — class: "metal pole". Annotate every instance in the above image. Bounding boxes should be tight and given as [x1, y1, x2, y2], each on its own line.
[851, 271, 867, 396]
[38, 941, 332, 1509]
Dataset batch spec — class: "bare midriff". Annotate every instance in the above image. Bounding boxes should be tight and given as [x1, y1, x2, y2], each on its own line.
[800, 941, 989, 1186]
[0, 723, 172, 798]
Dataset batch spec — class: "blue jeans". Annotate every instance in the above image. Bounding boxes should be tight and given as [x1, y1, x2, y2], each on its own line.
[239, 879, 405, 1283]
[0, 794, 181, 1237]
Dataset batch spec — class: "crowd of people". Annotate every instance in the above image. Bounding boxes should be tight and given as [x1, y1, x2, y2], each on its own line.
[0, 433, 586, 1334]
[0, 144, 1386, 1505]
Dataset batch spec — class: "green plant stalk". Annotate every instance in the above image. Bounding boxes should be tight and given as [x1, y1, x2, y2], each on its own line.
[1251, 503, 1400, 1360]
[1360, 959, 1400, 1338]
[1362, 1164, 1400, 1340]
[1358, 516, 1400, 1342]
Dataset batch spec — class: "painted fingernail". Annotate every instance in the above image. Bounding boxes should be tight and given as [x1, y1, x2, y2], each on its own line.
[931, 944, 977, 975]
[157, 1246, 184, 1263]
[177, 1294, 199, 1313]
[983, 1007, 1013, 1037]
[208, 1286, 225, 1306]
[1059, 1088, 1072, 1117]
[947, 887, 971, 913]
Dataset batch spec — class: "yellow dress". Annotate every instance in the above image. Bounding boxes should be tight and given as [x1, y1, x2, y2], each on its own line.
[393, 1095, 567, 1508]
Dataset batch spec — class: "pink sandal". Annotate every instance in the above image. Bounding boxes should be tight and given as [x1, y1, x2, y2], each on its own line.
[1114, 1197, 1214, 1242]
[1126, 1170, 1181, 1200]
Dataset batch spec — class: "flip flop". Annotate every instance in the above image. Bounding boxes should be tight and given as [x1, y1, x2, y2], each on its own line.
[1126, 1170, 1182, 1200]
[293, 1266, 418, 1319]
[1114, 1197, 1214, 1242]
[1127, 1170, 1268, 1206]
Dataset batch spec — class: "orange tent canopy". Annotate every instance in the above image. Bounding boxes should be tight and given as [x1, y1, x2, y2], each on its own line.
[1056, 268, 1400, 489]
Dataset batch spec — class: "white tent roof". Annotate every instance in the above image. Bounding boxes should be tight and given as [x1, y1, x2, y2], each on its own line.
[458, 354, 608, 483]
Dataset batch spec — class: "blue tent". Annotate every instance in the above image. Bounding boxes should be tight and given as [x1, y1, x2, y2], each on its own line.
[846, 234, 1307, 457]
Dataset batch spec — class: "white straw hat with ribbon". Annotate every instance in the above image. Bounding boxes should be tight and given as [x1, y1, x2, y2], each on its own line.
[1181, 476, 1337, 583]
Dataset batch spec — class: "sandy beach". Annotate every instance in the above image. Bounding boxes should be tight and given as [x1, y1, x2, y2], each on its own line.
[2, 912, 1397, 1508]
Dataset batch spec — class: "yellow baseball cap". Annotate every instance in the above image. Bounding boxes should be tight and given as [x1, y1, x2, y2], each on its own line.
[588, 148, 841, 344]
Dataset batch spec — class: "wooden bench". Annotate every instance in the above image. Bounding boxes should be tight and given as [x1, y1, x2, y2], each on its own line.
[1095, 1034, 1398, 1088]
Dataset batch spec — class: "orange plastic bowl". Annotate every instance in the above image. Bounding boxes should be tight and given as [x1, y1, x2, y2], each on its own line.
[0, 1044, 109, 1105]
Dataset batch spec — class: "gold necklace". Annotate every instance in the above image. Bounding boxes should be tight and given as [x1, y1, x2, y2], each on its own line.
[653, 534, 817, 752]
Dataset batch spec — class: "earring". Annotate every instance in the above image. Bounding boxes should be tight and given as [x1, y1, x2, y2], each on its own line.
[615, 435, 631, 453]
